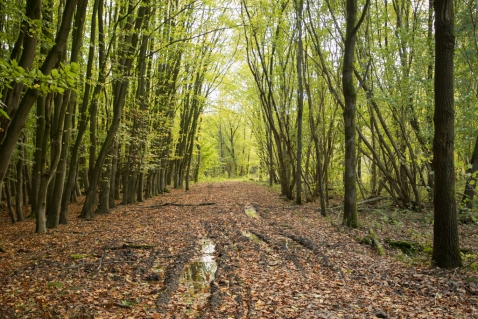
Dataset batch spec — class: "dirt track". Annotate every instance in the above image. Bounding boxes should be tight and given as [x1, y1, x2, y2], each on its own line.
[0, 181, 477, 318]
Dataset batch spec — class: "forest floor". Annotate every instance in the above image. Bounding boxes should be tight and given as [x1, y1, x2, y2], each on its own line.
[0, 181, 477, 319]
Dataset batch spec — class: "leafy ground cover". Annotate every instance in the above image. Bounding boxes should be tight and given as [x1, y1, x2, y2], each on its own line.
[0, 181, 477, 318]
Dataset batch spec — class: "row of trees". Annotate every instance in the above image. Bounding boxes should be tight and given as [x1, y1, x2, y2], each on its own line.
[0, 0, 476, 268]
[235, 0, 475, 268]
[0, 0, 233, 232]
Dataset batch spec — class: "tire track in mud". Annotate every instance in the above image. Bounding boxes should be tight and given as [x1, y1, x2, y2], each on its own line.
[248, 229, 306, 275]
[247, 203, 334, 270]
[201, 219, 247, 318]
[155, 241, 199, 308]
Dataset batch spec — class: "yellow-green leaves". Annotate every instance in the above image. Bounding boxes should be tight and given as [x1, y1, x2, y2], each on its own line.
[37, 62, 80, 94]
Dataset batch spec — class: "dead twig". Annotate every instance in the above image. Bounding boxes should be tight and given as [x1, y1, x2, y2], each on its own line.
[148, 202, 215, 208]
[108, 244, 155, 250]
[113, 302, 132, 309]
[67, 260, 137, 269]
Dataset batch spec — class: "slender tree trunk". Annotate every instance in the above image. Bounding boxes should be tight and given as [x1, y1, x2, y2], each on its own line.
[432, 0, 462, 268]
[60, 0, 103, 223]
[461, 135, 478, 210]
[47, 0, 88, 228]
[0, 0, 41, 118]
[295, 0, 304, 205]
[97, 152, 112, 214]
[0, 182, 3, 207]
[81, 3, 148, 219]
[5, 180, 16, 223]
[36, 89, 70, 233]
[15, 142, 24, 222]
[137, 172, 144, 202]
[342, 0, 368, 228]
[109, 138, 118, 208]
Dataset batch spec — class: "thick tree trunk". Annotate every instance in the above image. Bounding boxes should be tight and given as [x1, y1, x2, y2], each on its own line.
[432, 0, 462, 268]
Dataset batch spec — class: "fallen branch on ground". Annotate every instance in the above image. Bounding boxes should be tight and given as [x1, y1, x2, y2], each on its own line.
[163, 202, 215, 207]
[113, 302, 132, 309]
[328, 197, 390, 210]
[67, 260, 137, 269]
[109, 244, 155, 250]
[147, 202, 216, 208]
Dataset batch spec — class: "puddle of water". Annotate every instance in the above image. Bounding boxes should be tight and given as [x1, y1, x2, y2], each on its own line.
[245, 206, 259, 218]
[177, 239, 217, 313]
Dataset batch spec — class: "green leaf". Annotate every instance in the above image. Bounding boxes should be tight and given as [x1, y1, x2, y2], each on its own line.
[0, 108, 10, 120]
[70, 62, 79, 72]
[51, 69, 59, 77]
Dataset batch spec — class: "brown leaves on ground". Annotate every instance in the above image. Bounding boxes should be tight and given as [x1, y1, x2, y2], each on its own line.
[0, 181, 477, 318]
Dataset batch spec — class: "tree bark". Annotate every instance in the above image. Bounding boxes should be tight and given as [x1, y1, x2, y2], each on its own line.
[432, 0, 462, 268]
[342, 0, 368, 228]
[295, 0, 304, 205]
[461, 135, 478, 210]
[15, 141, 25, 222]
[5, 180, 16, 223]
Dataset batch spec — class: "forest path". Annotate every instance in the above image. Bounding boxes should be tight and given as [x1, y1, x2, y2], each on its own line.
[0, 181, 477, 318]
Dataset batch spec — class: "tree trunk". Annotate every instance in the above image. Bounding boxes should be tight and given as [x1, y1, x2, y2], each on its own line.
[36, 89, 70, 233]
[0, 0, 78, 187]
[60, 0, 103, 223]
[432, 0, 462, 268]
[81, 3, 148, 219]
[0, 0, 41, 118]
[295, 0, 304, 205]
[97, 152, 112, 214]
[342, 0, 368, 228]
[15, 142, 24, 222]
[461, 135, 478, 210]
[109, 138, 118, 209]
[47, 0, 88, 228]
[5, 180, 16, 223]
